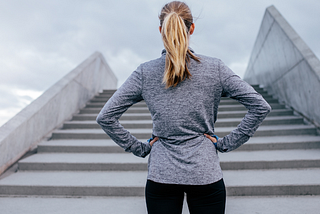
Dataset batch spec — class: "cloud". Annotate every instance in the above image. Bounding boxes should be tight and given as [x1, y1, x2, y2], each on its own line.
[105, 48, 150, 87]
[0, 0, 319, 126]
[0, 85, 42, 126]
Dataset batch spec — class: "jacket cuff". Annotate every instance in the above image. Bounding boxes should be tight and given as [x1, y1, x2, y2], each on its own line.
[140, 141, 152, 158]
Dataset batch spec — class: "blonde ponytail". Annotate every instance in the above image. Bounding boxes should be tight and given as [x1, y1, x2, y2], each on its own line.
[159, 1, 200, 88]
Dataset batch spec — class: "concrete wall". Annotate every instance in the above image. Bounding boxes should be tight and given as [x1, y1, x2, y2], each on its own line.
[0, 52, 117, 175]
[244, 5, 320, 127]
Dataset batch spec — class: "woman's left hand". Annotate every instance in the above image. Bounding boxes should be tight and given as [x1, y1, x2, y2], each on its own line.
[149, 137, 159, 146]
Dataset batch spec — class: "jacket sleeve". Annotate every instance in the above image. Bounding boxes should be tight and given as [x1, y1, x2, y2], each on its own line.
[96, 65, 151, 158]
[216, 60, 272, 153]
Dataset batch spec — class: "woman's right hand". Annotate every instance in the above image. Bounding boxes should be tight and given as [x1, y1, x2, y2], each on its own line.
[204, 134, 217, 143]
[149, 137, 159, 146]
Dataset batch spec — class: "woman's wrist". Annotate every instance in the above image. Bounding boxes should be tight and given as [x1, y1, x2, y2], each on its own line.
[148, 137, 159, 146]
[211, 135, 219, 148]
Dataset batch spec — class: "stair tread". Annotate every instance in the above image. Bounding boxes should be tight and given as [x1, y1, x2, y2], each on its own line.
[39, 139, 135, 147]
[53, 129, 152, 134]
[246, 135, 320, 144]
[53, 125, 315, 134]
[1, 169, 320, 187]
[39, 135, 320, 148]
[67, 116, 302, 124]
[0, 171, 148, 187]
[0, 196, 150, 214]
[1, 195, 320, 214]
[220, 149, 320, 162]
[217, 115, 302, 122]
[77, 113, 151, 116]
[251, 124, 315, 131]
[224, 168, 320, 186]
[77, 109, 290, 116]
[83, 103, 284, 110]
[66, 120, 153, 124]
[19, 153, 148, 164]
[19, 149, 320, 164]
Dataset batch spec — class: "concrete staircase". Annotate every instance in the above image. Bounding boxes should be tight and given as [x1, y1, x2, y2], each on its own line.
[1, 85, 320, 213]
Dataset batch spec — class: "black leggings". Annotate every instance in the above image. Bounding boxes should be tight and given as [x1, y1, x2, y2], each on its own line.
[145, 179, 226, 214]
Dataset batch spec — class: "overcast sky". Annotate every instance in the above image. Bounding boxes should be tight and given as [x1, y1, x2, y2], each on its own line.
[0, 0, 319, 127]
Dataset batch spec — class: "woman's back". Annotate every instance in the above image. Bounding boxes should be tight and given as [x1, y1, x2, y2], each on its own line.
[98, 48, 271, 185]
[142, 50, 221, 143]
[138, 50, 223, 184]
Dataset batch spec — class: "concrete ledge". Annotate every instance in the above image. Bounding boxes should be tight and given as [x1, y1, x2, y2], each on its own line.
[0, 52, 117, 175]
[244, 5, 320, 128]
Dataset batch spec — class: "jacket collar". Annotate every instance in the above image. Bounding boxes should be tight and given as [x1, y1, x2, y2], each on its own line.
[161, 47, 195, 55]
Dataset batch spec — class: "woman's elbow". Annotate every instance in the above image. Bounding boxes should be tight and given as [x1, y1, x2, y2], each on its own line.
[96, 114, 103, 125]
[260, 102, 272, 115]
[254, 101, 272, 116]
[96, 113, 116, 127]
[265, 102, 272, 113]
[96, 113, 109, 126]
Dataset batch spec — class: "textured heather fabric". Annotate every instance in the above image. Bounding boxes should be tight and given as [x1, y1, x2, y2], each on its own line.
[96, 49, 271, 185]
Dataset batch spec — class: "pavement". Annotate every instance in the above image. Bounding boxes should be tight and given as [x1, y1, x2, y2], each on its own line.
[1, 195, 320, 214]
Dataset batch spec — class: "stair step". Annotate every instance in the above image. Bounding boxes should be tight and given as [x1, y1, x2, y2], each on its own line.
[37, 136, 320, 153]
[87, 102, 149, 108]
[217, 103, 285, 111]
[79, 103, 286, 114]
[95, 92, 272, 99]
[225, 195, 320, 214]
[18, 150, 320, 171]
[51, 128, 152, 140]
[219, 149, 320, 169]
[1, 169, 320, 196]
[224, 168, 320, 196]
[86, 101, 246, 108]
[102, 90, 117, 93]
[0, 171, 148, 197]
[216, 116, 303, 126]
[89, 97, 279, 104]
[100, 87, 265, 93]
[1, 195, 320, 214]
[18, 153, 148, 171]
[37, 140, 128, 153]
[0, 196, 150, 214]
[238, 135, 320, 151]
[64, 120, 153, 129]
[51, 125, 317, 140]
[64, 116, 304, 129]
[72, 113, 151, 121]
[251, 125, 317, 136]
[72, 109, 294, 121]
[80, 107, 150, 114]
[217, 109, 293, 118]
[101, 87, 264, 93]
[86, 102, 147, 108]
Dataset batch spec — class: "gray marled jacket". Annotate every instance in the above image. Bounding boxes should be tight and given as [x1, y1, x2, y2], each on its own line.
[96, 49, 271, 185]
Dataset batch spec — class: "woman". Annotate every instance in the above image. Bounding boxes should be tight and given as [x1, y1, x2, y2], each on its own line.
[96, 1, 271, 213]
